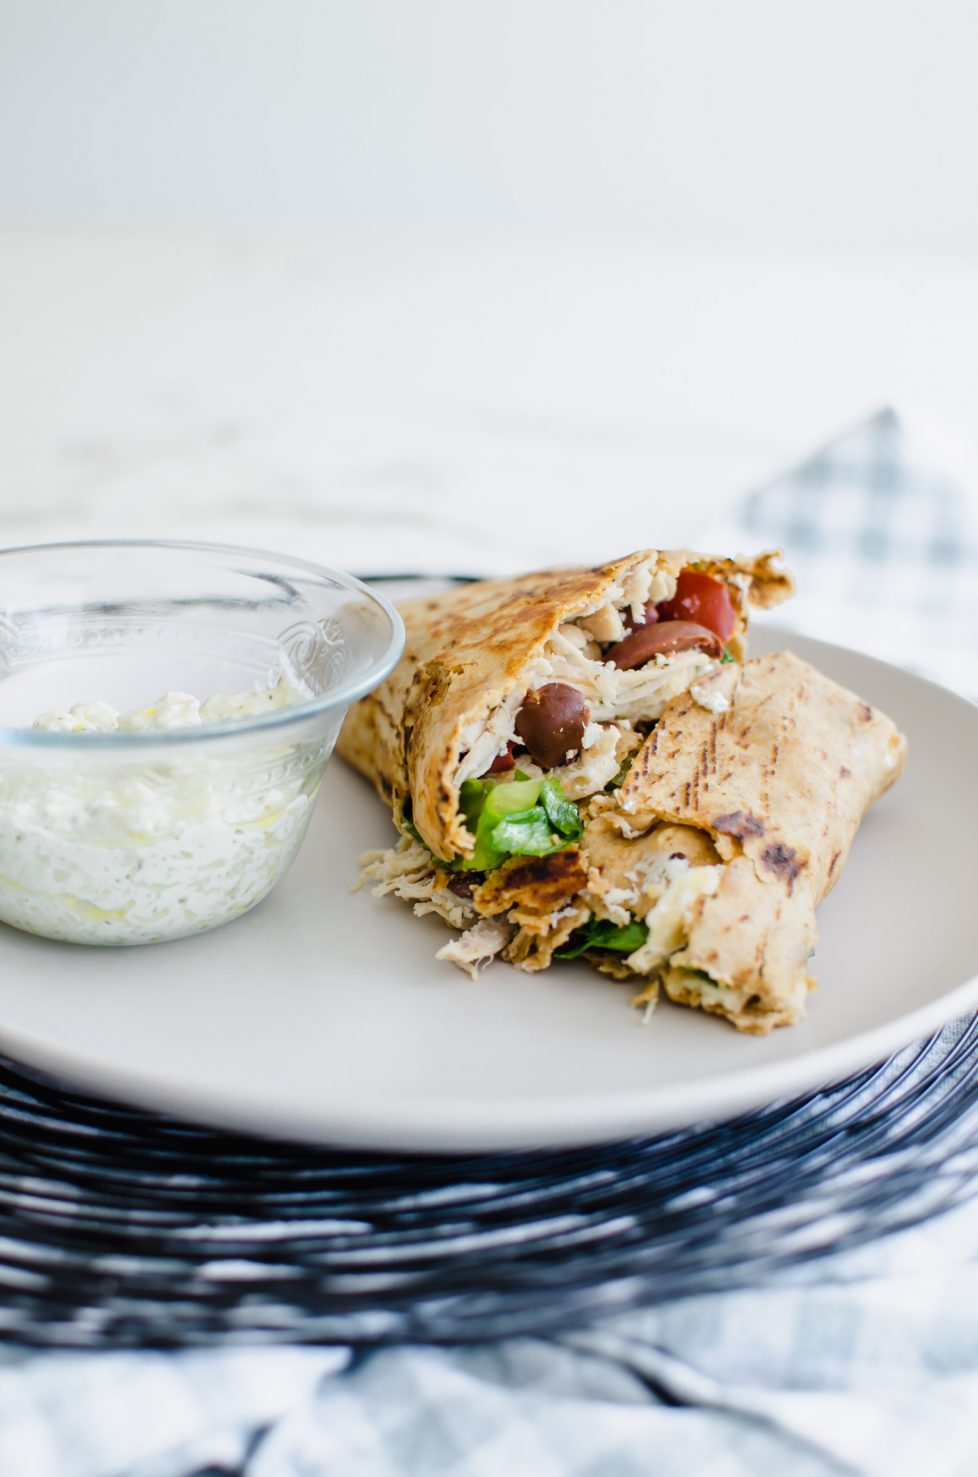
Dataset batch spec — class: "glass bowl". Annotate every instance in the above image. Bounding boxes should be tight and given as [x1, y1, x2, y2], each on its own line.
[0, 540, 404, 946]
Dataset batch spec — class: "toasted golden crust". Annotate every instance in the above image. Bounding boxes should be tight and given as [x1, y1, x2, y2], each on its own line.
[618, 651, 905, 897]
[473, 848, 589, 917]
[338, 548, 792, 860]
[604, 651, 907, 1029]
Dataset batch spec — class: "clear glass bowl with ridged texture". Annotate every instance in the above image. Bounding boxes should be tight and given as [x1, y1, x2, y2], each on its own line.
[0, 540, 403, 945]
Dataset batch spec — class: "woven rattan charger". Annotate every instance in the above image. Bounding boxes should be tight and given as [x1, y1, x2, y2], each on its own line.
[0, 1012, 975, 1350]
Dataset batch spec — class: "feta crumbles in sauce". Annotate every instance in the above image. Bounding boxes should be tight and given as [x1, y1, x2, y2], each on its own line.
[32, 674, 304, 733]
[0, 674, 322, 946]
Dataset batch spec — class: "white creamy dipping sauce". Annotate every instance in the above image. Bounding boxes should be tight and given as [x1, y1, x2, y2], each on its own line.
[32, 675, 305, 734]
[0, 674, 323, 946]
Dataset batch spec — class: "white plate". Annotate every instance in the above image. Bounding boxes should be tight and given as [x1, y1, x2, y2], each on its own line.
[0, 627, 974, 1153]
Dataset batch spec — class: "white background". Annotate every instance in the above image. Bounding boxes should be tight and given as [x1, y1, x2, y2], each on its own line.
[4, 0, 978, 247]
[1, 2, 978, 567]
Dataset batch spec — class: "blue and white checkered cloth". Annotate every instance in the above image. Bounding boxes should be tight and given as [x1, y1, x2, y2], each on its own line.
[3, 408, 978, 1477]
[6, 1196, 978, 1477]
[708, 405, 978, 699]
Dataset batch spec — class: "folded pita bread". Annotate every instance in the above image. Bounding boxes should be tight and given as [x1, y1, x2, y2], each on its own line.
[582, 651, 907, 1031]
[341, 550, 789, 855]
[340, 547, 791, 976]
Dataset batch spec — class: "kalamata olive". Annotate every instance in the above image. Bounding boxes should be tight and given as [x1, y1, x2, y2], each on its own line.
[623, 602, 659, 632]
[515, 683, 589, 769]
[447, 874, 476, 898]
[604, 619, 723, 670]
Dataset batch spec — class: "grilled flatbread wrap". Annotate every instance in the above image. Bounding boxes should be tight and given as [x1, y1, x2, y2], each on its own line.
[581, 651, 906, 1032]
[340, 547, 791, 976]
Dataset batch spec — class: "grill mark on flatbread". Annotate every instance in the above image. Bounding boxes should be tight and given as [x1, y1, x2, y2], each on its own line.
[692, 737, 707, 809]
[760, 842, 802, 889]
[606, 650, 907, 1032]
[474, 848, 588, 916]
[712, 810, 765, 840]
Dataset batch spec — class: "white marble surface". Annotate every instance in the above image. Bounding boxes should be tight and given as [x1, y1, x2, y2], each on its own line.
[3, 228, 978, 574]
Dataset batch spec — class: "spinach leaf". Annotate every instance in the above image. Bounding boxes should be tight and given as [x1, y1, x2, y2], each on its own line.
[556, 916, 649, 959]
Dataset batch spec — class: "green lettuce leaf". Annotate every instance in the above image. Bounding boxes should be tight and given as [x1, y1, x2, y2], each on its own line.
[459, 778, 489, 827]
[555, 916, 649, 960]
[490, 809, 563, 857]
[456, 773, 582, 870]
[539, 776, 583, 839]
[406, 772, 585, 873]
[485, 777, 543, 819]
[604, 756, 634, 792]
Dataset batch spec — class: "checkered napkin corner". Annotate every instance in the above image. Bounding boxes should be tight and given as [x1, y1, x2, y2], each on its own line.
[708, 405, 978, 698]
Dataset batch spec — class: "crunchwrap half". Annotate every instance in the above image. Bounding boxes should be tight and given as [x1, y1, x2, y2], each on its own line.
[339, 547, 792, 978]
[580, 651, 907, 1032]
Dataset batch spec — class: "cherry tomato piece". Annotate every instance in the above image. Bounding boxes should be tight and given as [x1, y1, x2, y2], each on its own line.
[656, 569, 737, 641]
[484, 744, 515, 775]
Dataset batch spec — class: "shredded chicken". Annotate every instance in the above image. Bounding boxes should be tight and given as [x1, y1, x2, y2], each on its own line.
[574, 564, 659, 628]
[593, 885, 635, 928]
[546, 636, 716, 724]
[358, 838, 474, 930]
[560, 621, 602, 658]
[436, 917, 514, 978]
[389, 564, 739, 981]
[549, 721, 623, 799]
[453, 565, 688, 788]
[455, 615, 711, 794]
[577, 602, 625, 644]
[454, 654, 550, 784]
[473, 721, 640, 801]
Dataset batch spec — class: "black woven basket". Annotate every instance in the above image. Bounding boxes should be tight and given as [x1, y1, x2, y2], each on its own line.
[1, 1013, 977, 1350]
